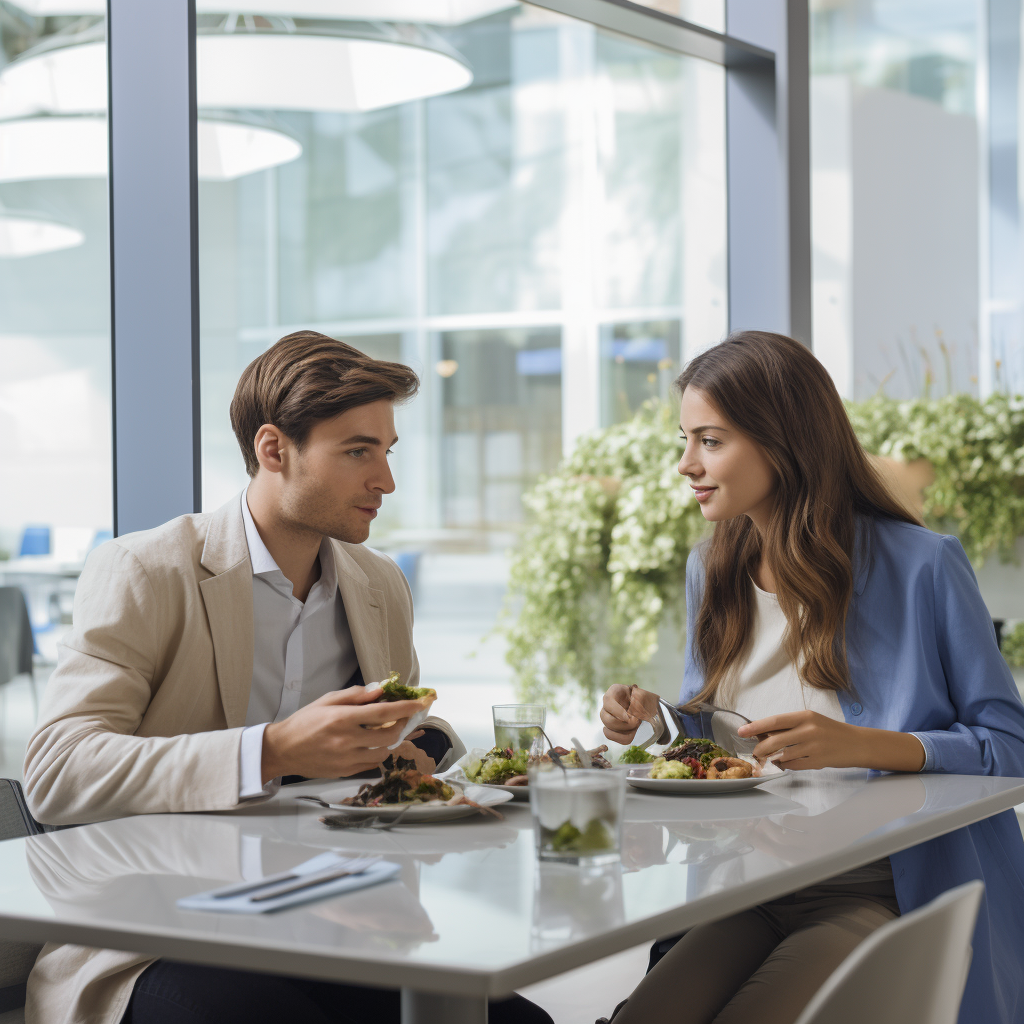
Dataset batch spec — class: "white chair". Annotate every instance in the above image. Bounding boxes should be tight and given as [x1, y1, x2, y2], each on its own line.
[794, 880, 984, 1024]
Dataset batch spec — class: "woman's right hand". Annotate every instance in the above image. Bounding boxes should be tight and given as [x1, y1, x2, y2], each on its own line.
[600, 684, 645, 744]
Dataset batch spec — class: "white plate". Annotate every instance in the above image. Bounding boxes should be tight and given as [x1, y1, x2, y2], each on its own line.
[445, 770, 531, 801]
[308, 782, 514, 823]
[626, 768, 775, 794]
[475, 781, 531, 801]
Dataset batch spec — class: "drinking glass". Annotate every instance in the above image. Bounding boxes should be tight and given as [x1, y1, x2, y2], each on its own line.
[528, 764, 625, 867]
[492, 704, 546, 752]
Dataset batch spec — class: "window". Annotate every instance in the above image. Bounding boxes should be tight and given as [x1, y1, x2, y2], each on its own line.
[197, 3, 727, 747]
[0, 5, 111, 777]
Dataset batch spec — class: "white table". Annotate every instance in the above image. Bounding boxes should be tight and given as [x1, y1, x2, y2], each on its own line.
[1, 771, 1022, 1023]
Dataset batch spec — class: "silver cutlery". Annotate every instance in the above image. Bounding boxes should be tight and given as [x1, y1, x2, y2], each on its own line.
[316, 803, 415, 831]
[248, 857, 380, 903]
[210, 855, 377, 901]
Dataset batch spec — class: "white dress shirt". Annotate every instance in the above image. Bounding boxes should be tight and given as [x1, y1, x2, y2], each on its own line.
[237, 490, 360, 799]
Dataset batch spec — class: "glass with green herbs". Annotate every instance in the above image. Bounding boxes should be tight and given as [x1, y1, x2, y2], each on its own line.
[528, 763, 625, 866]
[492, 704, 546, 753]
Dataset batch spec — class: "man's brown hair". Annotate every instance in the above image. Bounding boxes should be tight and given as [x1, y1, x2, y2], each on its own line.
[230, 330, 420, 477]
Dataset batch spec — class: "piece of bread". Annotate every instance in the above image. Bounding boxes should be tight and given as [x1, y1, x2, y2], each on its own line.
[367, 672, 437, 730]
[706, 756, 753, 780]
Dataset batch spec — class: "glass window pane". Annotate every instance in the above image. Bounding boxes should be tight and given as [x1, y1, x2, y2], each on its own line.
[810, 0, 980, 398]
[0, 7, 111, 778]
[622, 1, 724, 32]
[198, 2, 726, 748]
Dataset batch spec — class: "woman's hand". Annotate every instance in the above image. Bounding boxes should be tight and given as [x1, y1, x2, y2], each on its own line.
[736, 711, 926, 773]
[600, 684, 645, 744]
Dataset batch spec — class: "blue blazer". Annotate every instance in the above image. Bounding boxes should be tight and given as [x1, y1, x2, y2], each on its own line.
[679, 516, 1024, 1024]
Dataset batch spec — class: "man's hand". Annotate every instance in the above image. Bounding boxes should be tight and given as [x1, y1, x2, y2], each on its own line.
[261, 686, 427, 783]
[600, 684, 645, 745]
[736, 710, 926, 773]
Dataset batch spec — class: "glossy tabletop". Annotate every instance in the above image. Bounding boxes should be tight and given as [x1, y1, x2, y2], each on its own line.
[1, 771, 1022, 1001]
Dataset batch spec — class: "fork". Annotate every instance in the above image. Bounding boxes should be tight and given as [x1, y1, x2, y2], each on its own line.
[316, 804, 415, 831]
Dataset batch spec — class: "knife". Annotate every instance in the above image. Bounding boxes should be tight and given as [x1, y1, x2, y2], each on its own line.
[248, 858, 380, 903]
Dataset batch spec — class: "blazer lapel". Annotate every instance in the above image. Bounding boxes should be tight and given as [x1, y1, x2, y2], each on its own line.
[199, 496, 255, 728]
[332, 542, 389, 685]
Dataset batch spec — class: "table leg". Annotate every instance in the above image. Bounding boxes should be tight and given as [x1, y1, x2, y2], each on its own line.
[400, 988, 488, 1024]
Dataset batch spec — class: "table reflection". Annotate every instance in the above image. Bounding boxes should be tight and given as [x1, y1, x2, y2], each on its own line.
[531, 862, 624, 953]
[25, 807, 519, 956]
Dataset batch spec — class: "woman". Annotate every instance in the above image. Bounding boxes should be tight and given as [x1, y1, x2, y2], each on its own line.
[599, 331, 1024, 1024]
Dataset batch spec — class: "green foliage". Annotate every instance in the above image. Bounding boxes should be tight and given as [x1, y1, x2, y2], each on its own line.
[1002, 622, 1024, 668]
[846, 393, 1024, 563]
[503, 394, 1024, 708]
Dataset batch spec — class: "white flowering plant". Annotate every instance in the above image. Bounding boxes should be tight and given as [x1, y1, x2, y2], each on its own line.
[504, 394, 1024, 708]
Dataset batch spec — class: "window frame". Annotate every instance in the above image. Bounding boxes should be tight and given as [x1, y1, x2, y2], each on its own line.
[105, 0, 810, 533]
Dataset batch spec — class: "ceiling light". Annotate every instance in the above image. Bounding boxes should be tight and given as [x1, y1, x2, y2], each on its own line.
[9, 0, 516, 22]
[199, 33, 473, 112]
[0, 27, 473, 119]
[0, 211, 84, 258]
[0, 116, 302, 182]
[198, 119, 303, 179]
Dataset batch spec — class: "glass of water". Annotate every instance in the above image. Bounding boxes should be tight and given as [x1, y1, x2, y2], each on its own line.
[492, 704, 546, 752]
[528, 764, 625, 867]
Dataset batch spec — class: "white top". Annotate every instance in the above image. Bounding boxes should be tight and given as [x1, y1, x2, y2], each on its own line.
[237, 489, 359, 799]
[718, 583, 846, 725]
[718, 581, 893, 886]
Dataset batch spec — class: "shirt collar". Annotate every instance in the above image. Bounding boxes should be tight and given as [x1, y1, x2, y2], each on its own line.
[240, 488, 338, 593]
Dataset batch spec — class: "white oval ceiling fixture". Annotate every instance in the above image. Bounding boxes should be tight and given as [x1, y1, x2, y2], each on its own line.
[8, 0, 516, 22]
[197, 119, 304, 179]
[0, 31, 473, 120]
[0, 116, 303, 182]
[0, 211, 84, 258]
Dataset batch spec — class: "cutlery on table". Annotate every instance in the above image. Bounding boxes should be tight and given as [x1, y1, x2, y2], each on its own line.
[248, 857, 381, 903]
[211, 856, 378, 901]
[316, 803, 415, 831]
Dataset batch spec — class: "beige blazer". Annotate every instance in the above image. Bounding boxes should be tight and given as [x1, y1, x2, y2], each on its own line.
[22, 495, 462, 1024]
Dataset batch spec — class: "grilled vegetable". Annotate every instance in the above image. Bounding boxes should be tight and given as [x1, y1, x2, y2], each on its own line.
[341, 760, 455, 806]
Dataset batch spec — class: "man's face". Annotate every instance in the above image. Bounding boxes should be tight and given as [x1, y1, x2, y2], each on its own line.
[277, 400, 398, 544]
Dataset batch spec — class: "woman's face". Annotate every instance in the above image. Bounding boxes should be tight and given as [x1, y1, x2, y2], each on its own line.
[677, 386, 777, 526]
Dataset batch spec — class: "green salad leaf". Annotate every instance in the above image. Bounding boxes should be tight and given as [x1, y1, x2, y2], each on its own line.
[465, 746, 529, 784]
[618, 745, 655, 764]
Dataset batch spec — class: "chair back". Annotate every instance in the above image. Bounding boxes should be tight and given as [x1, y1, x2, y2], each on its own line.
[794, 880, 984, 1024]
[0, 780, 44, 1017]
[0, 589, 34, 689]
[16, 528, 49, 558]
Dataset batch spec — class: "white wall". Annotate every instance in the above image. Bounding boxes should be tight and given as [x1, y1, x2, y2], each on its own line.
[812, 76, 979, 399]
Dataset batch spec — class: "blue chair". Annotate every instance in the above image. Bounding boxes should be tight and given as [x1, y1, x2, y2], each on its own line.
[89, 529, 113, 552]
[391, 551, 421, 597]
[17, 527, 50, 558]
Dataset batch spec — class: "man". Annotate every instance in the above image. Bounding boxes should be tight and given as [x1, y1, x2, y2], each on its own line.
[23, 332, 551, 1024]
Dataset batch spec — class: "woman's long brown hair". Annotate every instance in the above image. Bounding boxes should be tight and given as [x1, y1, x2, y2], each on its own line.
[677, 331, 919, 709]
